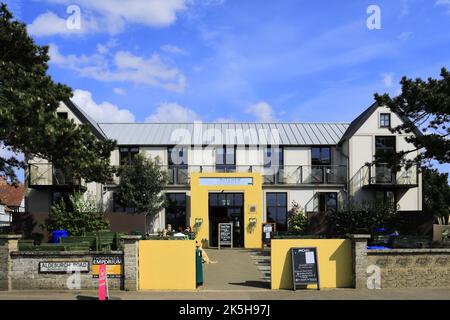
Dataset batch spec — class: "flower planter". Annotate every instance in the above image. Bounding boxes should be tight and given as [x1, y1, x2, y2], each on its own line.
[433, 224, 450, 241]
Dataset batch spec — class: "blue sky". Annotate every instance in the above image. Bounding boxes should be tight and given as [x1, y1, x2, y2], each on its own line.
[4, 0, 450, 176]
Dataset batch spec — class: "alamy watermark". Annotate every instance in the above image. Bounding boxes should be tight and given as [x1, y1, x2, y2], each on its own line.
[66, 265, 82, 290]
[366, 264, 381, 289]
[66, 5, 81, 30]
[367, 5, 382, 30]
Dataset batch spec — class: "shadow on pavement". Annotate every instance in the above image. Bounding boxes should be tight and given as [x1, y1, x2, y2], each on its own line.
[76, 295, 122, 300]
[228, 281, 270, 289]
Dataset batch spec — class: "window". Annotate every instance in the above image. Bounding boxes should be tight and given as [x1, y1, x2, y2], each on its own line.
[311, 147, 331, 165]
[216, 146, 236, 171]
[375, 137, 396, 183]
[375, 191, 396, 205]
[375, 136, 396, 156]
[380, 113, 391, 128]
[119, 147, 139, 165]
[264, 147, 283, 167]
[165, 193, 187, 231]
[57, 112, 68, 119]
[168, 147, 188, 166]
[266, 193, 287, 231]
[317, 192, 337, 213]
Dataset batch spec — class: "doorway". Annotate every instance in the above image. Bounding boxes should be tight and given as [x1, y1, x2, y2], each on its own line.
[208, 193, 244, 247]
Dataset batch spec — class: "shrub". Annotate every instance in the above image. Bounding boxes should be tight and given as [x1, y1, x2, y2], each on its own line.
[46, 192, 109, 236]
[287, 201, 308, 234]
[327, 199, 397, 236]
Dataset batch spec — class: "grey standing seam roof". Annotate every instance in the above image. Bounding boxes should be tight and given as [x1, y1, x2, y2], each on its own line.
[97, 122, 350, 146]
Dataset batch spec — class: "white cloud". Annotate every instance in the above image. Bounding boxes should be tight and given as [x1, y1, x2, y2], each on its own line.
[381, 73, 394, 87]
[398, 31, 413, 41]
[113, 88, 126, 95]
[49, 44, 186, 93]
[161, 44, 188, 55]
[145, 103, 200, 122]
[245, 102, 276, 122]
[214, 117, 235, 122]
[72, 89, 135, 122]
[31, 0, 188, 36]
[97, 38, 118, 54]
[27, 11, 97, 37]
[435, 0, 450, 13]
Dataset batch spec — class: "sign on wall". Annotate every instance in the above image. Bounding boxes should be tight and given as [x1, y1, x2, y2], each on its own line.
[218, 223, 233, 249]
[262, 222, 276, 247]
[91, 256, 123, 278]
[291, 247, 320, 290]
[199, 177, 253, 186]
[39, 261, 90, 273]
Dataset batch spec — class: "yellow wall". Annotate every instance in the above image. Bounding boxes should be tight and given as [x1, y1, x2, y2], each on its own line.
[139, 240, 196, 290]
[190, 172, 263, 249]
[271, 239, 352, 289]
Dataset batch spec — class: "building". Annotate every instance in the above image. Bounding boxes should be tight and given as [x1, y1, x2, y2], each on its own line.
[0, 178, 25, 230]
[25, 101, 422, 248]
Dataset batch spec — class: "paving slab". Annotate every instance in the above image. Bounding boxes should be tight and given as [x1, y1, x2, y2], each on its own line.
[200, 248, 270, 290]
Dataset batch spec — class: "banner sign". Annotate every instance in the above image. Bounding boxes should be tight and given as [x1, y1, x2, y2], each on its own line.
[92, 256, 123, 278]
[39, 261, 89, 273]
[200, 177, 253, 186]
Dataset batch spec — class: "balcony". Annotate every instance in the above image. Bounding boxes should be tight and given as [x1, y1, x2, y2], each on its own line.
[28, 163, 87, 190]
[166, 165, 347, 186]
[362, 163, 418, 189]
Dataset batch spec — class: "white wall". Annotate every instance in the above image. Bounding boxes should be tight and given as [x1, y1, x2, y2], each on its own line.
[347, 105, 421, 211]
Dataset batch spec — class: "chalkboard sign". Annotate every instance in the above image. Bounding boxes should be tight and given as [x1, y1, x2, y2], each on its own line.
[218, 223, 233, 249]
[291, 247, 320, 290]
[262, 222, 276, 247]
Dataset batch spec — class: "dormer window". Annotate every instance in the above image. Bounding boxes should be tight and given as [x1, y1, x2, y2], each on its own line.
[380, 113, 391, 128]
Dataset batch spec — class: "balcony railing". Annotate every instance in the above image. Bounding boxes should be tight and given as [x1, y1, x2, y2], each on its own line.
[28, 163, 86, 189]
[362, 163, 418, 188]
[166, 165, 347, 185]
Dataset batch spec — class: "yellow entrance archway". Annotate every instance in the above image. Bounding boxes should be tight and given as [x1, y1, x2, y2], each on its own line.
[190, 172, 263, 249]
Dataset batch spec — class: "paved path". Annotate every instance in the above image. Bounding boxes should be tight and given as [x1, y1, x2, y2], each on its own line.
[201, 249, 269, 290]
[0, 288, 449, 300]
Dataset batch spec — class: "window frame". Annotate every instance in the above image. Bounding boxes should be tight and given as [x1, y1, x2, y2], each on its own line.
[264, 146, 284, 168]
[379, 113, 391, 128]
[266, 192, 288, 231]
[311, 146, 331, 166]
[119, 146, 140, 165]
[165, 193, 187, 230]
[215, 145, 236, 170]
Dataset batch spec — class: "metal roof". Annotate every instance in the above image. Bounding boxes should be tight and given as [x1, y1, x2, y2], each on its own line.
[98, 122, 350, 146]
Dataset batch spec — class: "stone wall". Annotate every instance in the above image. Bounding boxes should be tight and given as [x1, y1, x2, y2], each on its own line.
[0, 234, 141, 291]
[367, 249, 450, 288]
[10, 251, 124, 290]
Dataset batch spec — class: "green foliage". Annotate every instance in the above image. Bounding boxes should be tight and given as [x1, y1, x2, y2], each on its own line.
[287, 201, 308, 234]
[374, 67, 450, 166]
[422, 167, 450, 223]
[46, 192, 109, 236]
[115, 154, 168, 222]
[0, 4, 116, 184]
[328, 199, 398, 235]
